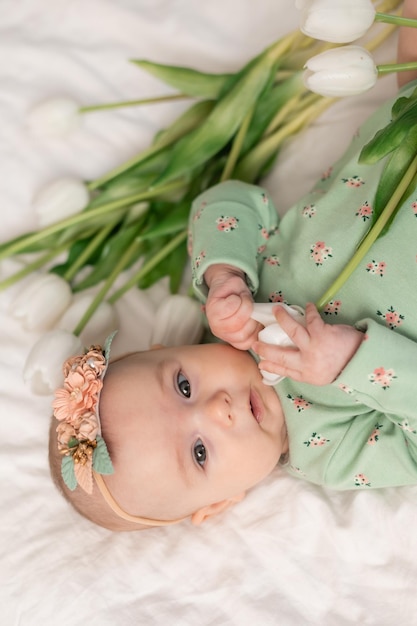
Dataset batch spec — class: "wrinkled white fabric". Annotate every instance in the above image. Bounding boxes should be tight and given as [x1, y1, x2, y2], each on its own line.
[1, 2, 415, 625]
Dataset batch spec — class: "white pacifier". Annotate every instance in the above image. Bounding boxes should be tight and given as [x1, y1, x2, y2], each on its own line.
[251, 302, 305, 385]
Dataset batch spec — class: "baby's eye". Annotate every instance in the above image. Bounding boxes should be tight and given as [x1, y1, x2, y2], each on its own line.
[193, 438, 206, 467]
[177, 371, 191, 398]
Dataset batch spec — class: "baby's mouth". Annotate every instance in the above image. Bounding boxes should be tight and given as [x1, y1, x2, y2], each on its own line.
[250, 389, 263, 424]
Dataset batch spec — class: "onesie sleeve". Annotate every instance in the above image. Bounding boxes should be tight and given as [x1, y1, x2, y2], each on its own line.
[188, 180, 280, 301]
[332, 318, 417, 441]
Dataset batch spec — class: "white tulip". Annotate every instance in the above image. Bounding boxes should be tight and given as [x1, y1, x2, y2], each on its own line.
[251, 303, 305, 386]
[33, 177, 90, 227]
[23, 329, 83, 395]
[10, 272, 73, 331]
[27, 96, 81, 136]
[150, 295, 205, 347]
[297, 0, 375, 44]
[56, 293, 118, 346]
[303, 46, 378, 97]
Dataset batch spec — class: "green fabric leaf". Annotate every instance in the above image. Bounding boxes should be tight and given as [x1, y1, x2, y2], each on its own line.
[93, 436, 114, 475]
[61, 455, 77, 491]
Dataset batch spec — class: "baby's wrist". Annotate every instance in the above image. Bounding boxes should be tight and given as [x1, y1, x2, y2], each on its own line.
[204, 264, 246, 288]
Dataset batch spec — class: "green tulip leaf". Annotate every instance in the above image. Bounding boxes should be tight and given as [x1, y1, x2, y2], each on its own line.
[152, 48, 279, 187]
[139, 201, 190, 240]
[359, 86, 417, 165]
[131, 59, 230, 99]
[371, 125, 417, 235]
[241, 73, 303, 156]
[73, 223, 141, 291]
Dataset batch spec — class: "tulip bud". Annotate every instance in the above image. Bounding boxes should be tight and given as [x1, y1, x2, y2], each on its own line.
[10, 272, 73, 332]
[23, 330, 83, 395]
[303, 46, 378, 97]
[27, 96, 81, 136]
[33, 177, 90, 227]
[150, 295, 205, 347]
[56, 293, 118, 346]
[251, 303, 305, 386]
[296, 0, 375, 44]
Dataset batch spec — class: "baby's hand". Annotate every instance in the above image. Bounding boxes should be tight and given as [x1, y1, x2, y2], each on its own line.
[204, 264, 262, 350]
[252, 302, 364, 386]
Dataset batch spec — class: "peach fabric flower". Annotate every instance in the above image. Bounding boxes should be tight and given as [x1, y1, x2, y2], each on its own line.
[52, 340, 114, 494]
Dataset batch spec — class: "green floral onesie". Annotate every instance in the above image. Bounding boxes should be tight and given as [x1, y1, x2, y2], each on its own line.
[188, 82, 417, 490]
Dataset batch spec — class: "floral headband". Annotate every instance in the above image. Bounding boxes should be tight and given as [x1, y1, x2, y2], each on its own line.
[52, 334, 185, 527]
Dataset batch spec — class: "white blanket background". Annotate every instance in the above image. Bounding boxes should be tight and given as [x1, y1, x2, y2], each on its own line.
[1, 2, 416, 625]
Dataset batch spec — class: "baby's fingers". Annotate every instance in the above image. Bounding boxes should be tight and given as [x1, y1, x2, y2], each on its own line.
[272, 305, 310, 349]
[253, 344, 302, 380]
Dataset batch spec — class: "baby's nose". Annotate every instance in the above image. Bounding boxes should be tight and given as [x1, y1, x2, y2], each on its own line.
[205, 391, 233, 426]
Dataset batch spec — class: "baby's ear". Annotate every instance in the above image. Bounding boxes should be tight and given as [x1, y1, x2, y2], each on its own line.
[190, 493, 245, 525]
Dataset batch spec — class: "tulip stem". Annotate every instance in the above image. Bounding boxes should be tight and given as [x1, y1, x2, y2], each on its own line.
[0, 243, 69, 291]
[63, 220, 119, 282]
[220, 107, 254, 182]
[316, 153, 417, 311]
[108, 229, 187, 304]
[72, 236, 143, 336]
[0, 179, 185, 262]
[377, 61, 417, 75]
[79, 93, 190, 114]
[375, 13, 417, 28]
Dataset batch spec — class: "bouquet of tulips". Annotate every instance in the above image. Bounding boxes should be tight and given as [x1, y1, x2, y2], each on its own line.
[1, 0, 416, 394]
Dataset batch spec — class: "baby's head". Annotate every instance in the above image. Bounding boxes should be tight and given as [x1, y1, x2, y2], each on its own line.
[49, 339, 288, 531]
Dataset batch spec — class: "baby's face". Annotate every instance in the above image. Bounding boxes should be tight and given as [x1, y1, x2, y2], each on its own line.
[100, 343, 288, 522]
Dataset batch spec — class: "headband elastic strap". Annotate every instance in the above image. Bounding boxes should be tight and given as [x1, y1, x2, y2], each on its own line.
[93, 472, 186, 527]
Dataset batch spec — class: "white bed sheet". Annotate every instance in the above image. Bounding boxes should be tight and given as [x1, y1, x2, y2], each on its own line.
[1, 2, 417, 625]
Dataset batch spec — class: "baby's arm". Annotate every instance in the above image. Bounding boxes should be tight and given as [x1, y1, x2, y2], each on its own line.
[189, 180, 280, 348]
[253, 303, 364, 386]
[397, 0, 417, 87]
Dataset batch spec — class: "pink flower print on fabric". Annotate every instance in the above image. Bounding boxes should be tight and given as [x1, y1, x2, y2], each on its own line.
[287, 394, 312, 413]
[368, 366, 397, 389]
[194, 251, 206, 269]
[377, 305, 404, 329]
[290, 465, 306, 477]
[323, 299, 342, 316]
[259, 225, 270, 240]
[302, 204, 316, 218]
[304, 432, 329, 447]
[264, 255, 280, 267]
[396, 418, 417, 434]
[321, 166, 333, 181]
[215, 215, 239, 232]
[261, 192, 269, 205]
[187, 230, 193, 256]
[354, 473, 371, 487]
[192, 201, 206, 222]
[338, 382, 354, 394]
[342, 175, 365, 188]
[310, 241, 333, 266]
[367, 423, 383, 445]
[356, 200, 372, 221]
[411, 200, 417, 216]
[269, 291, 286, 303]
[366, 260, 386, 277]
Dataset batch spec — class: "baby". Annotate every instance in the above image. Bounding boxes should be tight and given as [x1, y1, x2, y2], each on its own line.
[49, 3, 417, 531]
